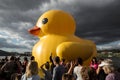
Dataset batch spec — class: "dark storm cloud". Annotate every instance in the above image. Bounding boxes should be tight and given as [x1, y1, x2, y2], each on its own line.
[0, 0, 48, 11]
[74, 1, 120, 44]
[0, 0, 50, 26]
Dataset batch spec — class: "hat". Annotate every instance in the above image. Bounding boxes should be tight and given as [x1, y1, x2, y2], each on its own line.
[99, 61, 112, 67]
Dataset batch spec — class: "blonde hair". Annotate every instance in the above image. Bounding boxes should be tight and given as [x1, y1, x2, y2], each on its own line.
[26, 61, 39, 77]
[80, 66, 89, 80]
[103, 65, 114, 74]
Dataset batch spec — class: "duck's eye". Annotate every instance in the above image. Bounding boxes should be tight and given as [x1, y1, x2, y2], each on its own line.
[42, 18, 48, 24]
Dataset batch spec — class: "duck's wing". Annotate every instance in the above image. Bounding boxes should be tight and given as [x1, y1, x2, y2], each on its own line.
[56, 42, 96, 65]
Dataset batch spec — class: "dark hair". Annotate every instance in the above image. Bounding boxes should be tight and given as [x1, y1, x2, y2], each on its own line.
[61, 58, 65, 62]
[24, 57, 28, 61]
[31, 56, 35, 60]
[53, 56, 60, 64]
[91, 57, 97, 64]
[10, 56, 15, 60]
[88, 67, 97, 80]
[77, 57, 83, 65]
[45, 62, 50, 69]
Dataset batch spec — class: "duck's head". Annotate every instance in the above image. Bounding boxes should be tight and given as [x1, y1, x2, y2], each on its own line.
[29, 10, 76, 37]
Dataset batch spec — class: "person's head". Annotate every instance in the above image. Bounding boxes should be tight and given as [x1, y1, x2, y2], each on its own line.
[103, 65, 115, 74]
[62, 73, 75, 80]
[61, 58, 66, 65]
[24, 57, 28, 61]
[9, 56, 15, 61]
[53, 56, 60, 65]
[77, 57, 83, 65]
[45, 62, 50, 70]
[26, 61, 39, 77]
[61, 58, 65, 63]
[99, 59, 114, 74]
[91, 57, 97, 64]
[30, 56, 35, 61]
[17, 57, 20, 61]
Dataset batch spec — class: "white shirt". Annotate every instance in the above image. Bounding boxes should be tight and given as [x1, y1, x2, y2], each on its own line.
[74, 66, 83, 80]
[27, 77, 32, 80]
[21, 74, 41, 80]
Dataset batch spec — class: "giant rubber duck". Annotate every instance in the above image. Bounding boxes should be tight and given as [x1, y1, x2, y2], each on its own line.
[29, 9, 97, 68]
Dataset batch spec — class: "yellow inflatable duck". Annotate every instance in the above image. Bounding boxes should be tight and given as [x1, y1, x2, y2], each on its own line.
[29, 10, 96, 67]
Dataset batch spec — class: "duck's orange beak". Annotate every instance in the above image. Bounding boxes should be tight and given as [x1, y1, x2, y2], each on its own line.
[28, 26, 40, 36]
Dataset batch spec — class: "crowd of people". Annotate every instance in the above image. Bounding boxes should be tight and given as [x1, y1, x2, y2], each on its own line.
[0, 55, 120, 80]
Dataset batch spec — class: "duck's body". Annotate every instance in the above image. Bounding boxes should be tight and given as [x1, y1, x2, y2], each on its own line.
[29, 10, 97, 76]
[33, 34, 96, 66]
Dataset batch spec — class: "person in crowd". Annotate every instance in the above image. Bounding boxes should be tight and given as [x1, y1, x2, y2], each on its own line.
[88, 67, 98, 80]
[97, 59, 120, 80]
[0, 59, 5, 68]
[101, 61, 120, 80]
[60, 58, 66, 66]
[90, 57, 98, 70]
[96, 59, 107, 80]
[40, 62, 52, 80]
[11, 73, 19, 80]
[80, 66, 89, 80]
[0, 58, 6, 80]
[22, 57, 28, 73]
[21, 61, 41, 80]
[64, 61, 71, 73]
[17, 57, 22, 66]
[49, 53, 55, 75]
[15, 58, 22, 74]
[15, 57, 23, 80]
[5, 56, 8, 62]
[67, 60, 76, 74]
[73, 57, 83, 80]
[62, 73, 75, 80]
[62, 60, 76, 79]
[1, 56, 18, 80]
[52, 56, 65, 80]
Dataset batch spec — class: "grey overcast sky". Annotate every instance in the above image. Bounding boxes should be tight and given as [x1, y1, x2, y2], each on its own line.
[0, 0, 120, 52]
